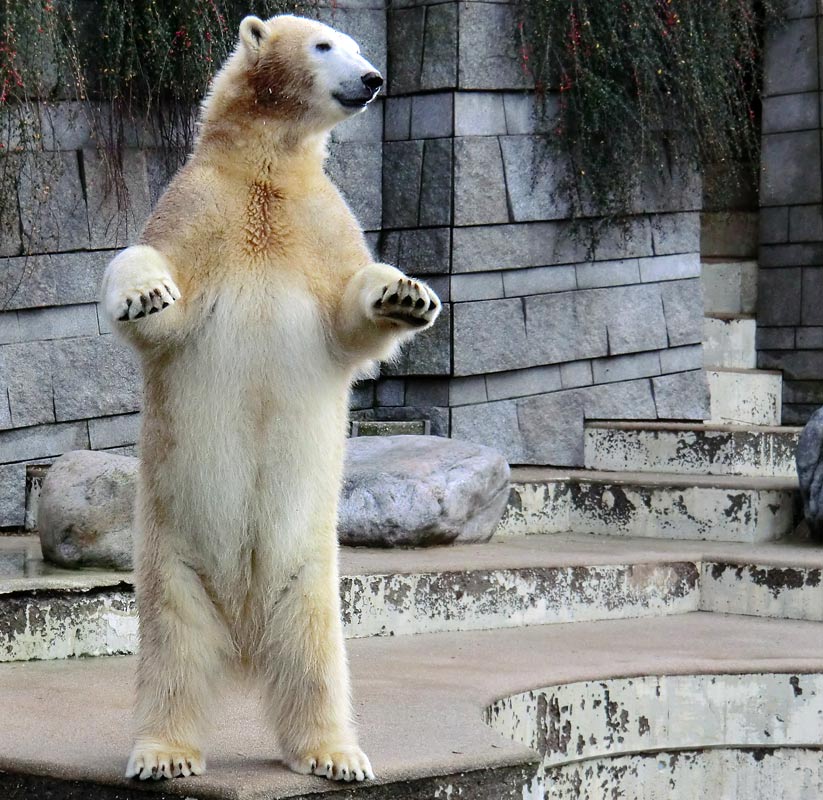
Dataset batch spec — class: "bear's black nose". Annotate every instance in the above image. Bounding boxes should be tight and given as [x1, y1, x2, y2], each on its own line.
[361, 72, 384, 91]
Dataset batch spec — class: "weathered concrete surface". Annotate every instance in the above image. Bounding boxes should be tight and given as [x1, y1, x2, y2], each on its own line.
[2, 614, 823, 798]
[797, 406, 823, 541]
[339, 435, 510, 546]
[499, 468, 798, 542]
[701, 260, 758, 316]
[703, 314, 756, 369]
[584, 421, 801, 478]
[544, 748, 823, 799]
[707, 368, 782, 426]
[38, 450, 138, 570]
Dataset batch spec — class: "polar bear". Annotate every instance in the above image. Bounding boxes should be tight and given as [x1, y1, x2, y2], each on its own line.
[101, 15, 440, 784]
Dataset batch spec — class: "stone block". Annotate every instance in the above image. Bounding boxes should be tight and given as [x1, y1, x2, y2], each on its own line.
[759, 350, 823, 380]
[802, 268, 823, 325]
[639, 253, 700, 282]
[659, 344, 703, 374]
[410, 93, 453, 139]
[331, 98, 383, 143]
[782, 0, 817, 18]
[404, 377, 449, 406]
[576, 259, 640, 289]
[760, 207, 790, 244]
[757, 327, 795, 350]
[0, 420, 89, 464]
[88, 413, 142, 450]
[560, 360, 593, 389]
[601, 284, 669, 355]
[458, 4, 530, 91]
[594, 217, 654, 260]
[449, 376, 487, 406]
[784, 380, 823, 403]
[418, 139, 452, 227]
[701, 211, 758, 259]
[316, 7, 387, 77]
[326, 141, 382, 231]
[629, 159, 701, 215]
[797, 327, 823, 349]
[382, 140, 423, 229]
[454, 92, 507, 136]
[0, 462, 26, 527]
[790, 205, 823, 242]
[0, 312, 19, 345]
[380, 228, 450, 274]
[383, 304, 451, 376]
[350, 381, 374, 410]
[0, 186, 21, 257]
[762, 92, 820, 134]
[760, 242, 823, 267]
[454, 137, 508, 226]
[16, 304, 99, 342]
[500, 135, 572, 222]
[39, 101, 97, 150]
[450, 272, 504, 302]
[486, 364, 562, 401]
[351, 404, 449, 436]
[375, 378, 405, 407]
[384, 97, 411, 141]
[0, 341, 55, 429]
[453, 297, 528, 375]
[17, 152, 90, 253]
[420, 4, 458, 90]
[650, 212, 700, 256]
[517, 390, 586, 464]
[452, 221, 587, 273]
[502, 93, 558, 135]
[661, 279, 704, 347]
[652, 370, 710, 420]
[387, 7, 440, 95]
[583, 378, 658, 420]
[502, 264, 577, 297]
[0, 249, 113, 313]
[761, 131, 822, 206]
[757, 268, 802, 326]
[764, 17, 819, 96]
[51, 335, 141, 422]
[592, 351, 661, 385]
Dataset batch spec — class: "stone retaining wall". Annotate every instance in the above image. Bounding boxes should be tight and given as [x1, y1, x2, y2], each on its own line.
[0, 1, 712, 526]
[757, 1, 823, 424]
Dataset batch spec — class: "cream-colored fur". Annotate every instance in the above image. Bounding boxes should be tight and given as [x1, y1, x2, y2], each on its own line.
[101, 15, 439, 784]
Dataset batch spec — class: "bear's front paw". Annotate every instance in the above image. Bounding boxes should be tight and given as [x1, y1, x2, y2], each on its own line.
[370, 277, 440, 330]
[106, 275, 181, 323]
[125, 739, 205, 780]
[287, 745, 375, 782]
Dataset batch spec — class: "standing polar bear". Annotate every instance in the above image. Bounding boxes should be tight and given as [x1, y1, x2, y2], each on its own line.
[102, 15, 440, 784]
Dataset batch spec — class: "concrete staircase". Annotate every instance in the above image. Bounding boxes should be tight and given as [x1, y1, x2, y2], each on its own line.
[2, 256, 822, 799]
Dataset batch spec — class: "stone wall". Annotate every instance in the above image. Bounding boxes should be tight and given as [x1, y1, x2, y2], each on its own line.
[0, 0, 711, 526]
[757, 1, 823, 424]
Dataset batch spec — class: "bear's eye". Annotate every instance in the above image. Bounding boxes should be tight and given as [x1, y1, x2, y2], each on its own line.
[315, 42, 332, 52]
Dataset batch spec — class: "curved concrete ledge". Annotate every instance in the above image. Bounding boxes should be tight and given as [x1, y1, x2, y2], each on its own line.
[487, 673, 823, 797]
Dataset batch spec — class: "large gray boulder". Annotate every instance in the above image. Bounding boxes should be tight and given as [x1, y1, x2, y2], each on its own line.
[339, 435, 510, 546]
[797, 408, 823, 541]
[38, 450, 138, 570]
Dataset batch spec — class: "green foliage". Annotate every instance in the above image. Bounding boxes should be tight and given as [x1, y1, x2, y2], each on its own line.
[516, 0, 780, 217]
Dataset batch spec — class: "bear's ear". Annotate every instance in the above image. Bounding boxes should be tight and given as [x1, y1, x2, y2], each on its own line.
[239, 16, 269, 58]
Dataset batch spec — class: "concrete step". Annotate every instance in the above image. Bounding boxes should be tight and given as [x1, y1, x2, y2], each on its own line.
[707, 368, 782, 426]
[584, 421, 800, 478]
[5, 531, 823, 662]
[502, 468, 798, 542]
[701, 258, 757, 315]
[1, 614, 822, 799]
[703, 313, 756, 369]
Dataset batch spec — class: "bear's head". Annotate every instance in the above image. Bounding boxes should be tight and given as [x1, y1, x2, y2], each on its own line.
[203, 15, 382, 139]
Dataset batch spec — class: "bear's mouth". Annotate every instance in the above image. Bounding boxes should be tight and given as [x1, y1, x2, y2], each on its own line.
[333, 93, 374, 110]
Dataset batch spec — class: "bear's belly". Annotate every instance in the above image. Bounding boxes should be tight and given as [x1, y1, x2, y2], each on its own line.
[141, 284, 349, 562]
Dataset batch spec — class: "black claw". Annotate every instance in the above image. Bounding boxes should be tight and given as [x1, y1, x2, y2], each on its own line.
[387, 292, 399, 304]
[118, 311, 130, 321]
[161, 301, 170, 308]
[373, 298, 383, 308]
[148, 306, 159, 314]
[401, 295, 413, 306]
[133, 310, 146, 319]
[415, 297, 426, 308]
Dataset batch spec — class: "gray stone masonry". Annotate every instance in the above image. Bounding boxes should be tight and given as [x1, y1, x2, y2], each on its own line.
[758, 5, 823, 425]
[0, 1, 714, 522]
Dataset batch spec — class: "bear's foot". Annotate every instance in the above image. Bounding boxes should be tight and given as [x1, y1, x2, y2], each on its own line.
[109, 276, 181, 322]
[287, 745, 375, 782]
[125, 739, 205, 780]
[371, 277, 439, 329]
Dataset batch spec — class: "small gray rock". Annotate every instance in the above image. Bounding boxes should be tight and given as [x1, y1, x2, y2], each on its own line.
[797, 408, 823, 541]
[38, 450, 138, 570]
[339, 435, 510, 547]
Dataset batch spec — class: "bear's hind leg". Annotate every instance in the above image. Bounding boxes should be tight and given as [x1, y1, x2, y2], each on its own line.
[252, 557, 374, 782]
[127, 555, 233, 780]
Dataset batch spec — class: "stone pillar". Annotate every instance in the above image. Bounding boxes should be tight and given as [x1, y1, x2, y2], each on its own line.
[757, 1, 823, 424]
